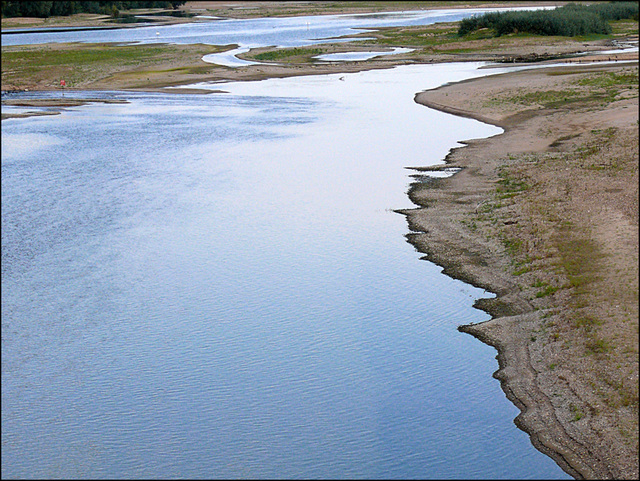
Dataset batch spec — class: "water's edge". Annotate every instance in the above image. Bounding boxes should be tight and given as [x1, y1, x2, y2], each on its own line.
[404, 76, 613, 480]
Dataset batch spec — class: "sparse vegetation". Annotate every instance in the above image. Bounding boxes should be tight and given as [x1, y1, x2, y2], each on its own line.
[1, 42, 222, 90]
[570, 403, 585, 421]
[424, 58, 637, 474]
[496, 168, 530, 198]
[252, 47, 323, 62]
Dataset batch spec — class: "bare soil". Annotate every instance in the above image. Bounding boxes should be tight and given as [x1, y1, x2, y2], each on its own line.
[403, 61, 638, 479]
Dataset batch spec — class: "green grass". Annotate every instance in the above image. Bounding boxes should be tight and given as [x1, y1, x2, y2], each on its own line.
[586, 337, 611, 354]
[251, 47, 323, 61]
[510, 89, 580, 106]
[575, 316, 603, 332]
[484, 66, 638, 112]
[532, 279, 561, 298]
[556, 232, 600, 294]
[1, 42, 221, 88]
[368, 24, 459, 47]
[502, 237, 523, 257]
[610, 18, 640, 35]
[569, 403, 584, 421]
[513, 264, 531, 276]
[577, 70, 639, 89]
[535, 282, 560, 298]
[496, 168, 530, 198]
[2, 44, 168, 67]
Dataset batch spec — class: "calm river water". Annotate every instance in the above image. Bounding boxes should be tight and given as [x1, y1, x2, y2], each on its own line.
[2, 8, 569, 480]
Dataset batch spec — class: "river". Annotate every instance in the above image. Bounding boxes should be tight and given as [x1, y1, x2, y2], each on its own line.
[1, 9, 570, 480]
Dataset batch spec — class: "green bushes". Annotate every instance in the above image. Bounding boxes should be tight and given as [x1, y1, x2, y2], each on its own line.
[458, 2, 638, 38]
[587, 1, 640, 21]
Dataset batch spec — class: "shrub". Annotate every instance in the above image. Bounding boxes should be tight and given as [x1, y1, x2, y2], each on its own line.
[458, 2, 638, 37]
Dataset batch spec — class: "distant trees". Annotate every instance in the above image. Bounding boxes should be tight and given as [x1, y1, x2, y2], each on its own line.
[458, 2, 638, 37]
[1, 1, 186, 18]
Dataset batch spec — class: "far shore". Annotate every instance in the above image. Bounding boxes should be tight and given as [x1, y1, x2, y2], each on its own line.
[2, 0, 635, 98]
[2, 41, 636, 121]
[0, 1, 569, 29]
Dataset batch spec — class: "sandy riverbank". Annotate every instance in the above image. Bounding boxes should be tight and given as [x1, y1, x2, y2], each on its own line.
[401, 60, 638, 479]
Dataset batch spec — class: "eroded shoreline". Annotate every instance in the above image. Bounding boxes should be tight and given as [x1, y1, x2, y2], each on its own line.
[405, 61, 638, 479]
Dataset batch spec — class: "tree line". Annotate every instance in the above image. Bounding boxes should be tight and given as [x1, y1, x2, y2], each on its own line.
[1, 1, 186, 18]
[458, 2, 639, 38]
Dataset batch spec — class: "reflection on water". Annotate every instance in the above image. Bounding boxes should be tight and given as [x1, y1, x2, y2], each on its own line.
[1, 64, 570, 479]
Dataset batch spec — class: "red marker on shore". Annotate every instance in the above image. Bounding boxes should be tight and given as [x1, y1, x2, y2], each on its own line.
[60, 80, 66, 87]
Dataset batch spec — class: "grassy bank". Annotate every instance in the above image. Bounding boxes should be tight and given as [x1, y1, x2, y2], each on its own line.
[1, 42, 224, 91]
[459, 62, 638, 403]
